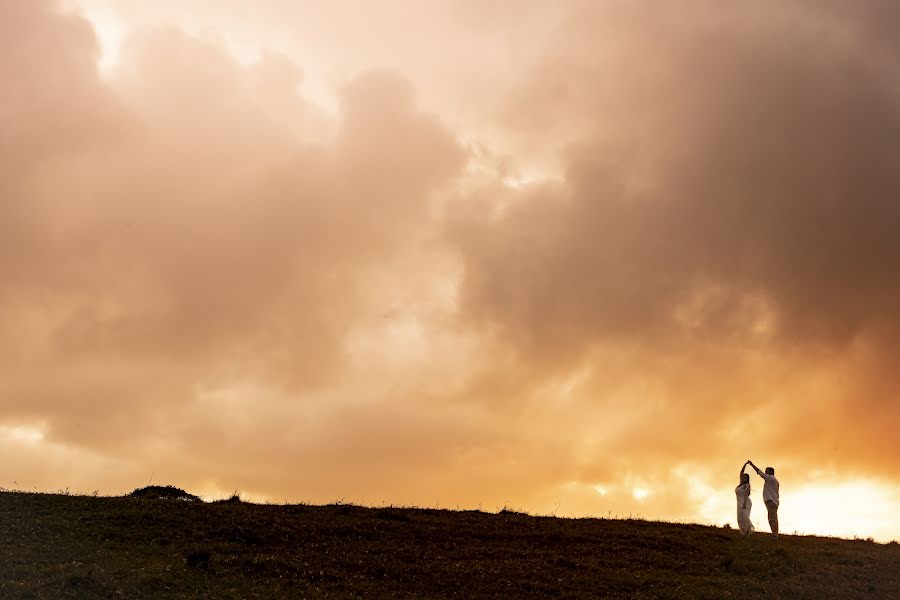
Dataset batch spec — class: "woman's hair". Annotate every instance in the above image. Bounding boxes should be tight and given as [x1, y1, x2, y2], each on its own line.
[740, 473, 750, 485]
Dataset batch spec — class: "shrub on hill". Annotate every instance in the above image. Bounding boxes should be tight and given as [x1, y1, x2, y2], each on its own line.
[129, 485, 201, 502]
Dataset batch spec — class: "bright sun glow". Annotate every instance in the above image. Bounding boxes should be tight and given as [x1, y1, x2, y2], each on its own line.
[780, 482, 900, 542]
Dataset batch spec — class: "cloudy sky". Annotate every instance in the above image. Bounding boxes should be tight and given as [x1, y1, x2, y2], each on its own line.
[3, 0, 900, 540]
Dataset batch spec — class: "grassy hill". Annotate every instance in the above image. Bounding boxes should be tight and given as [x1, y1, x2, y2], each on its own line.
[1, 490, 898, 599]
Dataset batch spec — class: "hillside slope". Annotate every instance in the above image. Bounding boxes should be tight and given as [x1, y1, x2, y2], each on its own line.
[1, 491, 898, 599]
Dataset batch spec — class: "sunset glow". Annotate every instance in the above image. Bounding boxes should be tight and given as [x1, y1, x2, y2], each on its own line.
[2, 0, 900, 543]
[782, 482, 900, 541]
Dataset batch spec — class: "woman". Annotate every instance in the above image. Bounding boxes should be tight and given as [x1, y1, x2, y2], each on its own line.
[735, 461, 754, 536]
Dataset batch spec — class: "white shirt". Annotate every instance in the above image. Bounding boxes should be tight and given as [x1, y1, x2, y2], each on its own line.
[759, 472, 780, 506]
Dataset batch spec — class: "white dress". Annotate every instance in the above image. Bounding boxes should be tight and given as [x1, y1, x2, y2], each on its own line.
[735, 483, 754, 536]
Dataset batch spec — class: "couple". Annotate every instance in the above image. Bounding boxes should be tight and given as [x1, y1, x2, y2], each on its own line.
[735, 460, 779, 539]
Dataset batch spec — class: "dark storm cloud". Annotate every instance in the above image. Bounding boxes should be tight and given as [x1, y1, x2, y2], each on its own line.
[450, 0, 900, 474]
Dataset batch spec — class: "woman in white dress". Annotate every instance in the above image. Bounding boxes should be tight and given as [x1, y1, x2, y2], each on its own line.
[735, 461, 754, 536]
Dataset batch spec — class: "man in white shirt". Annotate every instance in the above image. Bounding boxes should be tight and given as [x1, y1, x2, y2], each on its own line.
[748, 460, 779, 539]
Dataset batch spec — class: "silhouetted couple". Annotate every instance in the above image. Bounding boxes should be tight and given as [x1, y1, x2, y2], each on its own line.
[735, 460, 779, 539]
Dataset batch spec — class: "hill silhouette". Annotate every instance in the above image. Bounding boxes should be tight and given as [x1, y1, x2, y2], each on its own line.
[1, 489, 898, 598]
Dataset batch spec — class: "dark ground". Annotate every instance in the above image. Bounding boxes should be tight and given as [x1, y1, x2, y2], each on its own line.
[1, 490, 898, 599]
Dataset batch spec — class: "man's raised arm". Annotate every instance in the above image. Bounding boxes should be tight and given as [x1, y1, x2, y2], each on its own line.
[748, 460, 764, 477]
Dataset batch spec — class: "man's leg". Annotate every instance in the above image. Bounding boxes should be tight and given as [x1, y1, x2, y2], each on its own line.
[765, 500, 779, 538]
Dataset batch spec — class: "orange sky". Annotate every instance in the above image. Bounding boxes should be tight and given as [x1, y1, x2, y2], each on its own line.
[3, 0, 900, 541]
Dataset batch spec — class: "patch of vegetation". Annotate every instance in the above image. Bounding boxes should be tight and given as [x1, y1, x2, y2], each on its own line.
[129, 485, 201, 502]
[1, 490, 898, 599]
[212, 492, 243, 504]
[498, 505, 528, 516]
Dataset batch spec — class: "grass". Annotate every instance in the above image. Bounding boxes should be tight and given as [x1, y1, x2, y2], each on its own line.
[1, 490, 898, 599]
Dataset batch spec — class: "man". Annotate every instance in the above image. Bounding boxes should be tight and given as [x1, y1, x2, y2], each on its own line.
[748, 460, 779, 539]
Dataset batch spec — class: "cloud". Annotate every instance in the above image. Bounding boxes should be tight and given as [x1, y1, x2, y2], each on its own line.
[449, 0, 900, 480]
[0, 1, 465, 469]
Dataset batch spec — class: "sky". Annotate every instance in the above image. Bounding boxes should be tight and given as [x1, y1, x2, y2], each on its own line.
[3, 0, 900, 541]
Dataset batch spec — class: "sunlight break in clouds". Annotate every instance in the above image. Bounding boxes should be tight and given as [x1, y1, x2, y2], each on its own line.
[3, 0, 900, 542]
[78, 9, 125, 74]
